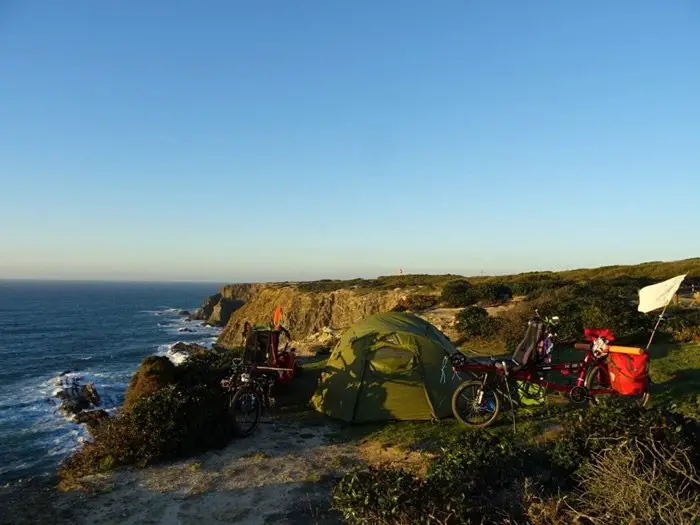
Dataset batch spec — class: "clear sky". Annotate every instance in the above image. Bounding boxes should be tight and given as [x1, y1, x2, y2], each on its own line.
[1, 1, 698, 282]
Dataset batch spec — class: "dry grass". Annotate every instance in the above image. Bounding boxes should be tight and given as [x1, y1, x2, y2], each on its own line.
[571, 437, 700, 524]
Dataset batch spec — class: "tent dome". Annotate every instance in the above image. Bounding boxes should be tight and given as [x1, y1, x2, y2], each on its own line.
[311, 312, 462, 422]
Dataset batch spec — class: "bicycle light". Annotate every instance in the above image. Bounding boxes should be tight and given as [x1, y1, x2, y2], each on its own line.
[240, 373, 251, 383]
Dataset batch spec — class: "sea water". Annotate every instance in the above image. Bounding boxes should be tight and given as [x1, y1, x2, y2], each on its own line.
[0, 280, 221, 484]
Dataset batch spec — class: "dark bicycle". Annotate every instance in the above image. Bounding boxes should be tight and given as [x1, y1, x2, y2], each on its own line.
[222, 362, 275, 436]
[219, 307, 297, 436]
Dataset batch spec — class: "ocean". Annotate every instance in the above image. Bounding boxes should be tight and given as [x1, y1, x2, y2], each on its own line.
[0, 280, 221, 484]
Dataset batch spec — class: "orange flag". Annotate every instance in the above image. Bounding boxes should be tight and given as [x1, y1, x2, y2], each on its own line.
[273, 306, 283, 328]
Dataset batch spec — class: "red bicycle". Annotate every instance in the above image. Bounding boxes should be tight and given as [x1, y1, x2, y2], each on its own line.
[450, 313, 650, 428]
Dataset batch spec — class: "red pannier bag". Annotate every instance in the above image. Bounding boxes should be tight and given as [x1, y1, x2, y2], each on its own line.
[607, 352, 649, 395]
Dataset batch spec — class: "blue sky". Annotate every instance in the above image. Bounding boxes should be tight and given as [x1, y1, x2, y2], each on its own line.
[1, 1, 698, 282]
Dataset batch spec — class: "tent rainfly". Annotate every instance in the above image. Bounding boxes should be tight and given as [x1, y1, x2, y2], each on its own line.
[311, 312, 463, 423]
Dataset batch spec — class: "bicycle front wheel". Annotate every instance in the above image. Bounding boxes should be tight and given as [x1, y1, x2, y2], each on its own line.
[230, 386, 262, 437]
[452, 380, 500, 428]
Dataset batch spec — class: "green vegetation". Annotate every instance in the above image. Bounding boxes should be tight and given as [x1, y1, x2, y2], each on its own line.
[393, 293, 439, 312]
[295, 258, 700, 298]
[442, 281, 513, 307]
[59, 348, 242, 484]
[439, 279, 473, 307]
[59, 349, 327, 485]
[332, 402, 700, 524]
[456, 281, 656, 352]
[122, 355, 177, 411]
[297, 274, 463, 293]
[456, 306, 499, 338]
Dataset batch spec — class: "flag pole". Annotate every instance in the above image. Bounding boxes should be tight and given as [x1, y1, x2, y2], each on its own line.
[645, 302, 669, 352]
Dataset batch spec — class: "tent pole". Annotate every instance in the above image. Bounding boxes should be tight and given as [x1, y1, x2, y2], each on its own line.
[645, 302, 669, 353]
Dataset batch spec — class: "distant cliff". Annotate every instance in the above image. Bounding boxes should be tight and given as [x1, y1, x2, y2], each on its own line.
[215, 285, 411, 350]
[190, 284, 267, 326]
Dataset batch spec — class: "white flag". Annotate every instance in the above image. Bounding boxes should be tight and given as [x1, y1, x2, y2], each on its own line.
[638, 274, 686, 313]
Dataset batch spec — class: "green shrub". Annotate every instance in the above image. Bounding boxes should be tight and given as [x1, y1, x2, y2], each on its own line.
[333, 432, 550, 524]
[123, 356, 177, 411]
[456, 306, 501, 339]
[400, 294, 439, 311]
[470, 283, 512, 304]
[333, 467, 441, 524]
[493, 283, 651, 351]
[440, 281, 513, 308]
[549, 400, 699, 473]
[60, 383, 234, 483]
[176, 348, 240, 388]
[440, 279, 474, 307]
[59, 349, 241, 483]
[332, 403, 700, 525]
[665, 310, 700, 343]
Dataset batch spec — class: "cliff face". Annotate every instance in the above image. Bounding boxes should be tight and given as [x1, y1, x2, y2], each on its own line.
[191, 284, 268, 326]
[215, 286, 409, 350]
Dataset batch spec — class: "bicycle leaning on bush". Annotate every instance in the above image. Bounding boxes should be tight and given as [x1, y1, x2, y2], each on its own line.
[221, 361, 276, 436]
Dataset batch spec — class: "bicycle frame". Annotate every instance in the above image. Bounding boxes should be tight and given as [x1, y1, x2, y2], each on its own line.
[454, 347, 618, 401]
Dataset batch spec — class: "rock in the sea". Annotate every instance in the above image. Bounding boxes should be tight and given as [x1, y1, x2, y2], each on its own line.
[171, 341, 209, 354]
[75, 409, 109, 433]
[55, 379, 101, 416]
[178, 310, 192, 316]
[178, 327, 195, 333]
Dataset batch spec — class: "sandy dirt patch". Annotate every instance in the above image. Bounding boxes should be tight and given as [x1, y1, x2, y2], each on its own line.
[1, 415, 432, 525]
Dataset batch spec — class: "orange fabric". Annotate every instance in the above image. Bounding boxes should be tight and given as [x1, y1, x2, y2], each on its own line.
[608, 353, 649, 395]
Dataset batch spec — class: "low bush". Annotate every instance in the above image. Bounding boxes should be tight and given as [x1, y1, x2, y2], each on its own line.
[407, 293, 439, 310]
[332, 401, 700, 524]
[491, 282, 652, 351]
[60, 384, 234, 482]
[123, 356, 177, 411]
[334, 431, 556, 524]
[59, 348, 241, 484]
[665, 309, 700, 343]
[456, 306, 501, 339]
[440, 281, 513, 308]
[394, 294, 439, 312]
[549, 400, 699, 473]
[440, 279, 473, 307]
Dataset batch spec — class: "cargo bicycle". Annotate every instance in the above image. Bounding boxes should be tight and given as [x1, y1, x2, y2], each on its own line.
[450, 312, 650, 428]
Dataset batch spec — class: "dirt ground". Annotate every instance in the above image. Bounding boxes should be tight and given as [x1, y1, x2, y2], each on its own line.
[0, 415, 431, 525]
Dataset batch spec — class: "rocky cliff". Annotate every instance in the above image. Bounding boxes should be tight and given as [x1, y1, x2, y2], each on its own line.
[191, 284, 267, 326]
[189, 279, 462, 353]
[215, 285, 409, 350]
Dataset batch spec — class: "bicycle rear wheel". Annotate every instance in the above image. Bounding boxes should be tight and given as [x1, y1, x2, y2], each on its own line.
[452, 380, 500, 428]
[584, 364, 649, 408]
[230, 386, 262, 437]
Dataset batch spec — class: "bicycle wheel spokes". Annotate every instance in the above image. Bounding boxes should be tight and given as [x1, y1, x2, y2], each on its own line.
[452, 381, 500, 428]
[230, 388, 261, 437]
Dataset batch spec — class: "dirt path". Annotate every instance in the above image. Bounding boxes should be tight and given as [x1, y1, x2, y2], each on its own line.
[2, 415, 430, 525]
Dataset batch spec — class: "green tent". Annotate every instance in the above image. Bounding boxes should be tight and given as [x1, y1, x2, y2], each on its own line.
[311, 312, 463, 423]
